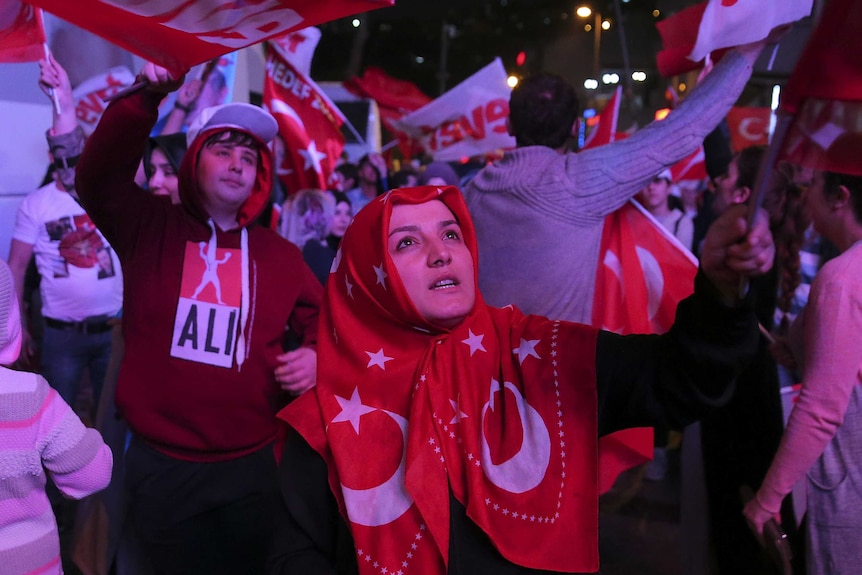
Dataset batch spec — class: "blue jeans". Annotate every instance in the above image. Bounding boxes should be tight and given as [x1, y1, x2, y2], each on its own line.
[41, 323, 113, 408]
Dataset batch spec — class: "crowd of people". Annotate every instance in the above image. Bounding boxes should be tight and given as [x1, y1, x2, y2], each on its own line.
[1, 26, 860, 575]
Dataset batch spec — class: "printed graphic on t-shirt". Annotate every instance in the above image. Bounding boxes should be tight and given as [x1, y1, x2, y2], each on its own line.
[43, 214, 109, 278]
[171, 241, 242, 368]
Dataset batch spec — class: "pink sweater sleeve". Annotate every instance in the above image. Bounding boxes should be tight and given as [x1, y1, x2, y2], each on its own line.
[756, 253, 862, 513]
[39, 382, 113, 499]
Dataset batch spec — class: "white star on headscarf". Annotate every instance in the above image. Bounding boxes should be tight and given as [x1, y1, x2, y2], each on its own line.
[331, 388, 376, 434]
[345, 274, 354, 299]
[461, 329, 486, 356]
[373, 263, 388, 289]
[366, 348, 394, 370]
[449, 399, 468, 424]
[513, 338, 541, 364]
[298, 141, 327, 173]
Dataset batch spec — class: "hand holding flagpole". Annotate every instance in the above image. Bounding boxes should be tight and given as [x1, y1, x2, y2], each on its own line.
[42, 44, 61, 115]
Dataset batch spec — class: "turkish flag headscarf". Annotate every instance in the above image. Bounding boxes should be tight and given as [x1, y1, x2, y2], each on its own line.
[779, 0, 862, 176]
[280, 185, 652, 573]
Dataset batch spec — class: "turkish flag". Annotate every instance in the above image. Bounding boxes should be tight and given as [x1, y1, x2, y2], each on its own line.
[345, 66, 432, 132]
[656, 0, 812, 77]
[263, 43, 345, 194]
[29, 0, 392, 73]
[593, 200, 698, 336]
[726, 106, 770, 151]
[778, 0, 862, 176]
[0, 1, 44, 62]
[670, 145, 707, 183]
[345, 67, 431, 160]
[582, 86, 621, 150]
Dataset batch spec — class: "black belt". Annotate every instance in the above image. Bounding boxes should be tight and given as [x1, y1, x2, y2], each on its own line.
[44, 317, 113, 334]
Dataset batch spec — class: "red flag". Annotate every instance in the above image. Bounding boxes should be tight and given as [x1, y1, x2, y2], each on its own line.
[582, 86, 621, 150]
[344, 67, 432, 161]
[29, 0, 392, 73]
[779, 0, 862, 176]
[345, 67, 432, 132]
[592, 200, 698, 335]
[264, 43, 345, 194]
[656, 0, 811, 77]
[670, 145, 707, 183]
[726, 106, 771, 152]
[656, 2, 719, 77]
[0, 1, 44, 62]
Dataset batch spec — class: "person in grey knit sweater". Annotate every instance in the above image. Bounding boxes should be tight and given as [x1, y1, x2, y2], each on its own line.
[463, 40, 770, 324]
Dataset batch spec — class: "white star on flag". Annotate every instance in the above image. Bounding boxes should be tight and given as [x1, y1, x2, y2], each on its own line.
[461, 329, 486, 356]
[366, 348, 393, 370]
[449, 399, 468, 424]
[345, 274, 354, 299]
[331, 387, 376, 434]
[299, 141, 327, 174]
[373, 263, 388, 289]
[513, 338, 541, 364]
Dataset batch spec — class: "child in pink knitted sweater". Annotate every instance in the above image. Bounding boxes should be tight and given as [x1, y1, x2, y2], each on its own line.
[0, 259, 113, 575]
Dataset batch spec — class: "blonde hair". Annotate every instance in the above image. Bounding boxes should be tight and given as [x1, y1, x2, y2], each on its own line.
[278, 189, 336, 249]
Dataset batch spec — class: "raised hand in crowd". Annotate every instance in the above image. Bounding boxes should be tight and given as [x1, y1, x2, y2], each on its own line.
[366, 152, 388, 178]
[38, 53, 76, 134]
[162, 75, 202, 134]
[700, 204, 775, 303]
[139, 61, 187, 94]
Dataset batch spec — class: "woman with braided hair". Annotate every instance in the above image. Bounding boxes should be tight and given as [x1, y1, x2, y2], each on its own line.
[745, 169, 862, 574]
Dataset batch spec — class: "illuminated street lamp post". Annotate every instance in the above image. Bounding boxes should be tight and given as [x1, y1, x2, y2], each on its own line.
[576, 5, 610, 80]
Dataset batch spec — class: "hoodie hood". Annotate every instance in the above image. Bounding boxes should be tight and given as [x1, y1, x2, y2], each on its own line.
[178, 127, 274, 229]
[0, 260, 22, 366]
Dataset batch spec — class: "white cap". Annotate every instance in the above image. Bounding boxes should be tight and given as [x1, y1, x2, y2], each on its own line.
[186, 103, 278, 148]
[656, 168, 673, 183]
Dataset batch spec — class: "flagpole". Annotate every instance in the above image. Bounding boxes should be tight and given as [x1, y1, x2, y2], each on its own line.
[738, 112, 794, 298]
[341, 115, 368, 148]
[42, 43, 61, 116]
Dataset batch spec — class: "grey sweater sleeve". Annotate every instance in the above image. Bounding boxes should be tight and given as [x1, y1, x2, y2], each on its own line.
[563, 50, 754, 217]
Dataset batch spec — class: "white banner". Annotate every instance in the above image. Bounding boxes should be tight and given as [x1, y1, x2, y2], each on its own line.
[270, 26, 320, 78]
[689, 0, 812, 63]
[72, 66, 136, 135]
[393, 58, 515, 161]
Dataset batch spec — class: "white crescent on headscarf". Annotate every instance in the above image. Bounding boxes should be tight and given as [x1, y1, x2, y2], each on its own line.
[480, 378, 552, 494]
[341, 410, 415, 527]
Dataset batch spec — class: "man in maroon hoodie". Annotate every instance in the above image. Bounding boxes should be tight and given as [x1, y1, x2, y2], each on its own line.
[75, 62, 322, 573]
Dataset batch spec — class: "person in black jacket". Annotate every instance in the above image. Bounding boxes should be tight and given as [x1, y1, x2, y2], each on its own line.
[271, 185, 773, 574]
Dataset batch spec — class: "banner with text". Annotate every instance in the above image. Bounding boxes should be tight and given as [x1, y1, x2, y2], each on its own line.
[30, 0, 392, 72]
[73, 66, 136, 135]
[392, 58, 516, 161]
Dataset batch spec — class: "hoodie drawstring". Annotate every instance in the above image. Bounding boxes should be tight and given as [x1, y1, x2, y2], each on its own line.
[207, 219, 250, 371]
[236, 227, 250, 370]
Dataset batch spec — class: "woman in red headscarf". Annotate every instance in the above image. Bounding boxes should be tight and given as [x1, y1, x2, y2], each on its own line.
[271, 185, 773, 574]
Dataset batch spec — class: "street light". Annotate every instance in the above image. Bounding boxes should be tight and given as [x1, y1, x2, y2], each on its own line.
[576, 5, 610, 80]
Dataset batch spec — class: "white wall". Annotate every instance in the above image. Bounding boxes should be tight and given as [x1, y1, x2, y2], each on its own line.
[0, 77, 55, 261]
